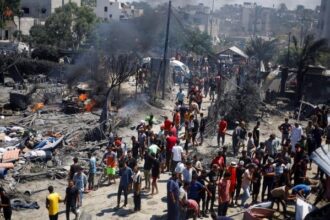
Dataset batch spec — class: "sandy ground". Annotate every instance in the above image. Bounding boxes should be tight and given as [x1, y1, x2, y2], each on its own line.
[4, 81, 321, 220]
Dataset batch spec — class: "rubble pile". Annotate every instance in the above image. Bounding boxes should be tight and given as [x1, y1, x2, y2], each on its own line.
[0, 76, 125, 211]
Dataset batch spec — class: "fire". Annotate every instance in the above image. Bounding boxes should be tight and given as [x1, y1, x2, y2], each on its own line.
[79, 93, 88, 102]
[85, 99, 96, 112]
[3, 7, 13, 17]
[31, 102, 44, 112]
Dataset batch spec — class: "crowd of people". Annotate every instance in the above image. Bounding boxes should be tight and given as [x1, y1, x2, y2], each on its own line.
[1, 74, 328, 220]
[48, 77, 329, 220]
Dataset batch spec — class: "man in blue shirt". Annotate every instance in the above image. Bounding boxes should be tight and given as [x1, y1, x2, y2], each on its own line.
[72, 166, 87, 207]
[188, 175, 211, 214]
[88, 152, 97, 190]
[117, 161, 133, 208]
[291, 184, 315, 198]
[167, 171, 180, 220]
[176, 88, 185, 106]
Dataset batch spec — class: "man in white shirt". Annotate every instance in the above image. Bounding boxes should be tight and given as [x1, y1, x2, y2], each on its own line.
[290, 122, 303, 153]
[171, 140, 184, 173]
[182, 161, 196, 184]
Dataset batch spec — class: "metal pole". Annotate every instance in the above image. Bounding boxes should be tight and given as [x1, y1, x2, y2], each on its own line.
[286, 32, 291, 67]
[210, 0, 215, 39]
[162, 0, 171, 100]
[297, 98, 303, 122]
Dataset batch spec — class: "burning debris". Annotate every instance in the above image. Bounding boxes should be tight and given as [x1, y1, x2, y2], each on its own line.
[62, 83, 98, 114]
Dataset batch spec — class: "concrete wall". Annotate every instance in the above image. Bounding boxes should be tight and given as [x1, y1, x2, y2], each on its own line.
[0, 21, 17, 40]
[20, 0, 81, 19]
[14, 17, 36, 36]
[94, 0, 122, 21]
[94, 0, 143, 21]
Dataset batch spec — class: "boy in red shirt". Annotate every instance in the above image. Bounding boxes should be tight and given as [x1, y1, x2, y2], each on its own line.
[166, 132, 177, 172]
[164, 116, 172, 135]
[227, 162, 237, 206]
[218, 118, 227, 147]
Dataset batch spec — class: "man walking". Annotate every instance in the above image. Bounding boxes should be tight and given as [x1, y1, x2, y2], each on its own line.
[217, 118, 227, 147]
[278, 118, 291, 145]
[167, 171, 180, 220]
[72, 167, 87, 207]
[46, 186, 63, 220]
[64, 180, 79, 220]
[87, 152, 96, 190]
[117, 161, 133, 208]
[171, 140, 184, 173]
[199, 113, 207, 145]
[290, 122, 303, 153]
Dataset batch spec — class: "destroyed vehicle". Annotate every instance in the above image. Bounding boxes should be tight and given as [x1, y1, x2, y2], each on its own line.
[62, 83, 97, 114]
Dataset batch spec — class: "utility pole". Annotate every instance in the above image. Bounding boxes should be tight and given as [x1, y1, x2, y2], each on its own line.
[210, 0, 215, 41]
[162, 0, 171, 100]
[286, 32, 291, 67]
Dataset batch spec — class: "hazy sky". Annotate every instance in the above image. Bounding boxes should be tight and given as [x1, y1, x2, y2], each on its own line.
[130, 0, 321, 10]
[216, 0, 321, 9]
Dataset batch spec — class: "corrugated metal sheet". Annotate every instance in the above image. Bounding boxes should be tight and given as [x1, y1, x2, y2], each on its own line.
[310, 146, 330, 176]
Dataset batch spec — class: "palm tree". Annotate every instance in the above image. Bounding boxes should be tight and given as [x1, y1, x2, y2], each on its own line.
[291, 34, 328, 104]
[245, 36, 278, 71]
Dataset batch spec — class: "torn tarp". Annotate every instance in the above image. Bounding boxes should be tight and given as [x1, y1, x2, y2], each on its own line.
[310, 145, 330, 176]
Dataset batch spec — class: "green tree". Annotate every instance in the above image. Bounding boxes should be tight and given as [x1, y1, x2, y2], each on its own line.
[30, 2, 97, 49]
[29, 25, 50, 45]
[245, 36, 278, 69]
[291, 34, 327, 103]
[182, 29, 213, 55]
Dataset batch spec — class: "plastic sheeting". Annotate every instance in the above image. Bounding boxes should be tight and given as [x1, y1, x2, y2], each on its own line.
[310, 145, 330, 176]
[295, 197, 315, 220]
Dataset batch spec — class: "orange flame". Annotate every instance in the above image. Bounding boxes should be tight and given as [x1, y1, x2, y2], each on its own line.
[79, 93, 88, 102]
[3, 7, 13, 17]
[85, 100, 96, 112]
[32, 102, 44, 112]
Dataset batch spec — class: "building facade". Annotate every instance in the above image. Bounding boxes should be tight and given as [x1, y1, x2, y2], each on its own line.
[318, 0, 330, 41]
[179, 3, 220, 45]
[93, 0, 143, 21]
[20, 0, 81, 20]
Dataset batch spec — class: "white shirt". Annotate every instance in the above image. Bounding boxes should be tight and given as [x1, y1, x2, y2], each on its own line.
[242, 169, 252, 189]
[175, 162, 185, 174]
[172, 145, 183, 162]
[291, 126, 303, 142]
[179, 186, 187, 201]
[290, 126, 303, 151]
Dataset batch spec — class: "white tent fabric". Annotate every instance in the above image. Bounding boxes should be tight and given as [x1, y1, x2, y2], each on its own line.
[295, 197, 315, 220]
[310, 146, 330, 176]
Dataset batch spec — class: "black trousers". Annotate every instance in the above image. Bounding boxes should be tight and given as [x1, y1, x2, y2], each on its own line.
[49, 214, 58, 220]
[166, 150, 172, 171]
[206, 184, 216, 211]
[235, 182, 242, 201]
[218, 202, 229, 216]
[262, 181, 273, 201]
[66, 204, 77, 220]
[4, 210, 12, 220]
[118, 185, 128, 205]
[200, 193, 206, 212]
[134, 192, 141, 211]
